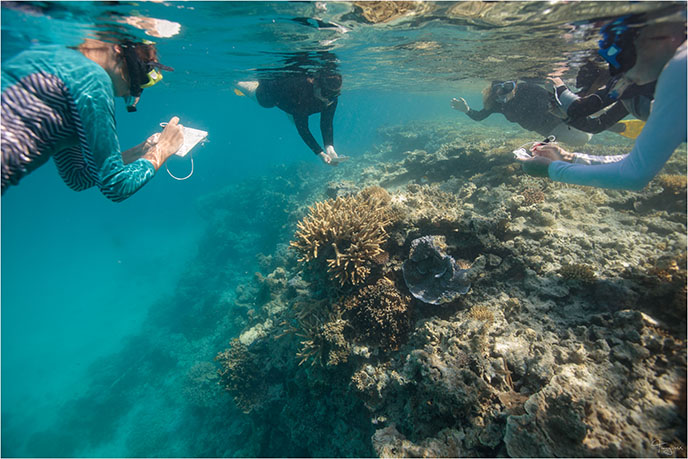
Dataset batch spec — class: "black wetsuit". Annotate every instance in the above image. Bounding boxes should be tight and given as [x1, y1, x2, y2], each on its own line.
[256, 76, 337, 156]
[466, 82, 562, 137]
[564, 81, 655, 134]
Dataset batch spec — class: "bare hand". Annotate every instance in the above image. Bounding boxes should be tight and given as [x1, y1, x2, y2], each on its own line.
[530, 143, 573, 162]
[143, 116, 184, 170]
[546, 77, 565, 90]
[122, 132, 161, 164]
[318, 151, 332, 164]
[144, 132, 161, 149]
[451, 97, 469, 113]
[158, 117, 184, 154]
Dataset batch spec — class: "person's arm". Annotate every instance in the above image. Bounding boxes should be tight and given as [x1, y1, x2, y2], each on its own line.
[122, 133, 159, 164]
[548, 47, 687, 190]
[465, 107, 495, 122]
[566, 102, 630, 134]
[293, 114, 324, 155]
[451, 97, 495, 121]
[320, 98, 337, 148]
[53, 145, 97, 191]
[73, 76, 156, 202]
[73, 73, 182, 202]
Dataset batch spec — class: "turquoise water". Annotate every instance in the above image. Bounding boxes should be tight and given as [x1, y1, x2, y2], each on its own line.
[1, 1, 680, 457]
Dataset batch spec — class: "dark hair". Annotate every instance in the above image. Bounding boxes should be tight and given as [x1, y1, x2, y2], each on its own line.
[576, 59, 608, 91]
[120, 41, 173, 96]
[317, 72, 342, 98]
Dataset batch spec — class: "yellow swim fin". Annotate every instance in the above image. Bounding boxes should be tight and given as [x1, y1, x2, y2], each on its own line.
[234, 88, 245, 97]
[617, 119, 645, 139]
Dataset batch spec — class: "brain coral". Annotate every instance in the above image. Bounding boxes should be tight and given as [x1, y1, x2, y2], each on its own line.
[290, 187, 394, 286]
[343, 277, 412, 352]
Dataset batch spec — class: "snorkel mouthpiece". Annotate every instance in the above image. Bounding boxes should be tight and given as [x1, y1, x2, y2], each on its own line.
[124, 95, 139, 112]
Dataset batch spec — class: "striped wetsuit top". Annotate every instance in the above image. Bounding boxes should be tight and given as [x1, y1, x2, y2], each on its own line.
[1, 45, 155, 202]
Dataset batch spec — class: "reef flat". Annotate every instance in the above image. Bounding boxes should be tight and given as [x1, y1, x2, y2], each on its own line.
[206, 120, 686, 457]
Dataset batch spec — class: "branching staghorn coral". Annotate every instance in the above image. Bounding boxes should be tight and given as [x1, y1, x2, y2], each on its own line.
[295, 308, 350, 367]
[290, 187, 395, 286]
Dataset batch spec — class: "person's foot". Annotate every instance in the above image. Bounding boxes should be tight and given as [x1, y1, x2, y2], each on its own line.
[235, 81, 259, 97]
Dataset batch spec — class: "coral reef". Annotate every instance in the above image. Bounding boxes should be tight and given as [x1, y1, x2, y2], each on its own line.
[290, 187, 395, 286]
[402, 235, 471, 304]
[212, 121, 686, 457]
[559, 262, 597, 283]
[295, 310, 350, 367]
[183, 362, 222, 409]
[520, 186, 545, 206]
[342, 277, 412, 352]
[215, 339, 267, 414]
[658, 174, 688, 195]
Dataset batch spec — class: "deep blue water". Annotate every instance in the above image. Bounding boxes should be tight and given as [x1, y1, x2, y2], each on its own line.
[0, 1, 674, 456]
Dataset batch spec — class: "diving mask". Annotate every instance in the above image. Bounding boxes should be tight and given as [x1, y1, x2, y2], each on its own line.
[495, 81, 516, 103]
[598, 15, 640, 76]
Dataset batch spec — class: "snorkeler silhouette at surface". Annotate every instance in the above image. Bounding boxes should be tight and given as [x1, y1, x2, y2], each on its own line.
[235, 51, 348, 166]
[451, 79, 593, 147]
[1, 37, 184, 201]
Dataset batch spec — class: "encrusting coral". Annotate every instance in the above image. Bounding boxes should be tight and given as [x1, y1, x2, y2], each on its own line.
[657, 174, 687, 194]
[342, 277, 412, 352]
[290, 186, 395, 286]
[520, 186, 545, 206]
[559, 263, 597, 283]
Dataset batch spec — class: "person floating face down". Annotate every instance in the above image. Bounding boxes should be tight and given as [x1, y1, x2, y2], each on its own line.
[236, 54, 348, 166]
[520, 8, 687, 191]
[1, 37, 184, 202]
[548, 55, 655, 137]
[451, 79, 593, 147]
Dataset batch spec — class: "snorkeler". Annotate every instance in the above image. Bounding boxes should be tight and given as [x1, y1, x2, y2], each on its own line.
[520, 10, 687, 191]
[1, 38, 184, 201]
[235, 52, 347, 166]
[548, 58, 655, 137]
[451, 79, 592, 147]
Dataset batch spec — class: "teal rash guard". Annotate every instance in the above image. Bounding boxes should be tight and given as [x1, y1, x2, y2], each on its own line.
[1, 45, 156, 202]
[548, 42, 687, 191]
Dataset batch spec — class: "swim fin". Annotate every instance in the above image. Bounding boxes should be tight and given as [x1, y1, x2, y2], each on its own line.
[617, 119, 645, 139]
[234, 81, 259, 102]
